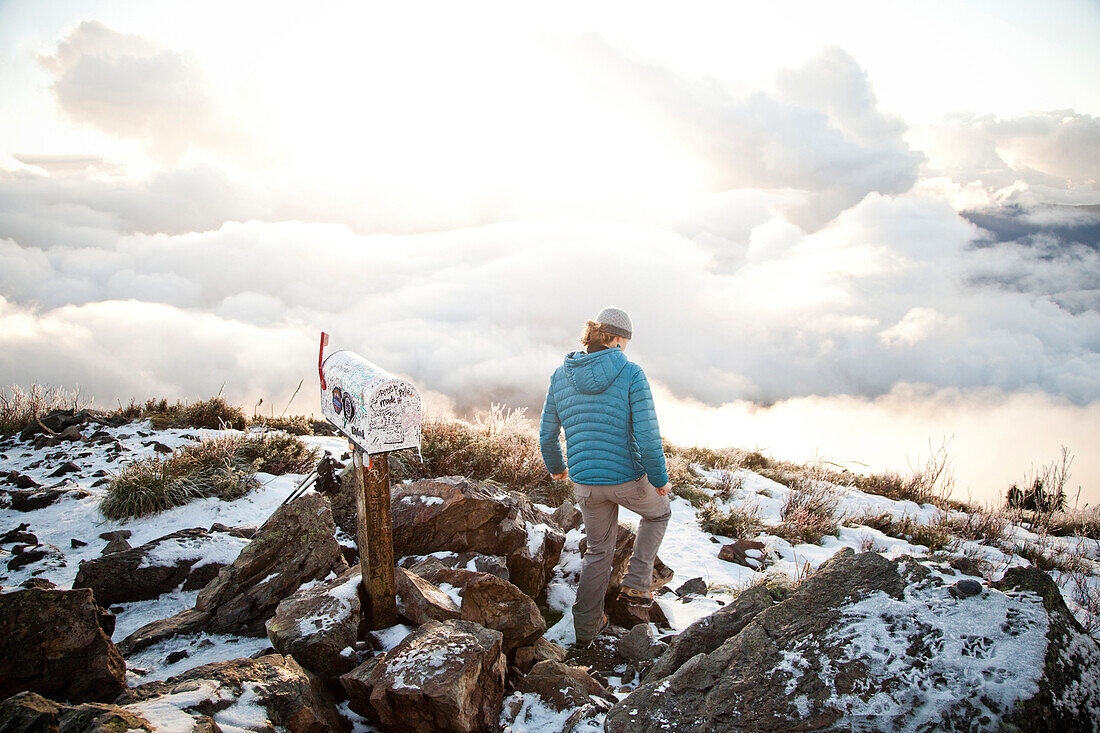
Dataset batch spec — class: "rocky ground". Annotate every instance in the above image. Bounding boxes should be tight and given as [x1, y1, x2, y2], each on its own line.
[1, 408, 1099, 732]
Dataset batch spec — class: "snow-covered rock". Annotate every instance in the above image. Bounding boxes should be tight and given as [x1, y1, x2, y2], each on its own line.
[607, 549, 1100, 732]
[341, 618, 506, 733]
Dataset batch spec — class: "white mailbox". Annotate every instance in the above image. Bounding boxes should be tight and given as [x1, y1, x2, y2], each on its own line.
[319, 345, 421, 456]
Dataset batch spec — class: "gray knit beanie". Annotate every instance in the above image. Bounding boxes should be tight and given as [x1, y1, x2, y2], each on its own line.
[595, 306, 633, 339]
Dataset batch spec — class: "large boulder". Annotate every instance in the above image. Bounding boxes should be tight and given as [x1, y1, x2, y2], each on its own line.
[119, 492, 347, 655]
[410, 559, 546, 653]
[0, 691, 154, 733]
[394, 566, 462, 626]
[266, 566, 363, 686]
[388, 477, 565, 599]
[115, 654, 347, 733]
[341, 619, 506, 733]
[74, 527, 247, 606]
[606, 549, 1100, 732]
[0, 588, 125, 703]
[644, 584, 774, 681]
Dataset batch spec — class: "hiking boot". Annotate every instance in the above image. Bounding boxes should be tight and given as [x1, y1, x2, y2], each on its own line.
[617, 585, 653, 607]
[575, 613, 609, 648]
[652, 563, 675, 589]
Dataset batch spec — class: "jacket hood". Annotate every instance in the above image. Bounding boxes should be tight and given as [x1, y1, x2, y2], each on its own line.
[563, 347, 628, 394]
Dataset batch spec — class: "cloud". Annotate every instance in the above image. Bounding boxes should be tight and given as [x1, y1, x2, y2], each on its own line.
[569, 40, 924, 229]
[39, 21, 267, 164]
[908, 110, 1100, 195]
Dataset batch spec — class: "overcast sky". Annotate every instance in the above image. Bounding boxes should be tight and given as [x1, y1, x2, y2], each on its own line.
[1, 1, 1098, 503]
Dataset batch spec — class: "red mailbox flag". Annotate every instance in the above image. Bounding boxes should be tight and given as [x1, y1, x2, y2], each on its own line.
[318, 332, 330, 390]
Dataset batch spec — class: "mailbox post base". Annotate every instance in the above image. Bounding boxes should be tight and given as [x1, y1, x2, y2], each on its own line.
[352, 448, 398, 631]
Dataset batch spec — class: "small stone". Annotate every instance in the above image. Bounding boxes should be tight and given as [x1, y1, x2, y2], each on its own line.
[143, 440, 173, 453]
[951, 579, 983, 598]
[98, 530, 132, 541]
[102, 538, 131, 555]
[71, 538, 88, 548]
[48, 461, 80, 477]
[676, 577, 707, 596]
[58, 425, 82, 442]
[165, 649, 189, 664]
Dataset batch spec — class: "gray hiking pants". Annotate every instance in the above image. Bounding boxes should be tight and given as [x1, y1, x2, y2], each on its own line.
[572, 475, 672, 642]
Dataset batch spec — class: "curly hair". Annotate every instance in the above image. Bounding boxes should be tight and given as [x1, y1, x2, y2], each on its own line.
[580, 320, 621, 349]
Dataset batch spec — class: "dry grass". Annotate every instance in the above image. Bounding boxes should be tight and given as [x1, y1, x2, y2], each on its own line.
[938, 508, 1008, 544]
[1001, 532, 1092, 575]
[116, 396, 247, 430]
[1068, 572, 1100, 635]
[99, 432, 317, 519]
[101, 435, 259, 519]
[1042, 508, 1100, 540]
[697, 503, 763, 540]
[0, 384, 85, 436]
[774, 480, 840, 545]
[235, 431, 319, 475]
[847, 511, 956, 552]
[389, 406, 566, 505]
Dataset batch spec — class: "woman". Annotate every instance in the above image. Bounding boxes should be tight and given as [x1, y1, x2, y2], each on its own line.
[539, 306, 672, 646]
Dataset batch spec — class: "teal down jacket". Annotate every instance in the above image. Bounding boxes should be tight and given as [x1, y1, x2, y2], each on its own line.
[539, 347, 669, 487]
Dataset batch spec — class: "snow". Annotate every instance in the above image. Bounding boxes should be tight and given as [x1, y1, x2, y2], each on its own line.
[370, 623, 414, 652]
[296, 571, 360, 636]
[437, 582, 463, 608]
[525, 521, 552, 556]
[781, 566, 1052, 727]
[124, 633, 274, 683]
[501, 691, 603, 733]
[138, 532, 251, 570]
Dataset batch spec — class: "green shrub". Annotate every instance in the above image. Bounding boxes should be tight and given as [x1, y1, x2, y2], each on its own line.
[698, 503, 763, 539]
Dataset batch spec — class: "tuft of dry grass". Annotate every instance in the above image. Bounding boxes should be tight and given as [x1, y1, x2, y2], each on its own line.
[101, 435, 258, 519]
[99, 431, 318, 519]
[115, 396, 247, 430]
[939, 508, 1008, 544]
[0, 384, 85, 436]
[234, 431, 319, 475]
[1068, 572, 1100, 635]
[1042, 508, 1100, 540]
[847, 511, 956, 552]
[697, 503, 763, 540]
[774, 480, 840, 545]
[390, 407, 566, 505]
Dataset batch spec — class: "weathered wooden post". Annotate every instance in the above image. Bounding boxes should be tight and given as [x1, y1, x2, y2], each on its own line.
[318, 333, 421, 631]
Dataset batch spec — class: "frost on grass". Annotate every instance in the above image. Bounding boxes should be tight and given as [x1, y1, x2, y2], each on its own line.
[778, 562, 1051, 728]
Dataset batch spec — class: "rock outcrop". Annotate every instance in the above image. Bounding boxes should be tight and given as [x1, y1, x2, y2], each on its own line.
[0, 588, 126, 703]
[388, 477, 565, 598]
[394, 566, 462, 625]
[119, 492, 347, 654]
[341, 619, 506, 733]
[411, 558, 546, 653]
[0, 692, 153, 733]
[74, 527, 241, 606]
[644, 584, 774, 681]
[266, 566, 363, 686]
[116, 654, 347, 733]
[606, 549, 1100, 732]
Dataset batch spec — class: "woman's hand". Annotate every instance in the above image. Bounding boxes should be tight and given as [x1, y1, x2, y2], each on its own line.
[552, 470, 568, 480]
[655, 483, 671, 496]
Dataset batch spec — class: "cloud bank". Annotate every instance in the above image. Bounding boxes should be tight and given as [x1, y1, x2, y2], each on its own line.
[1, 22, 1098, 501]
